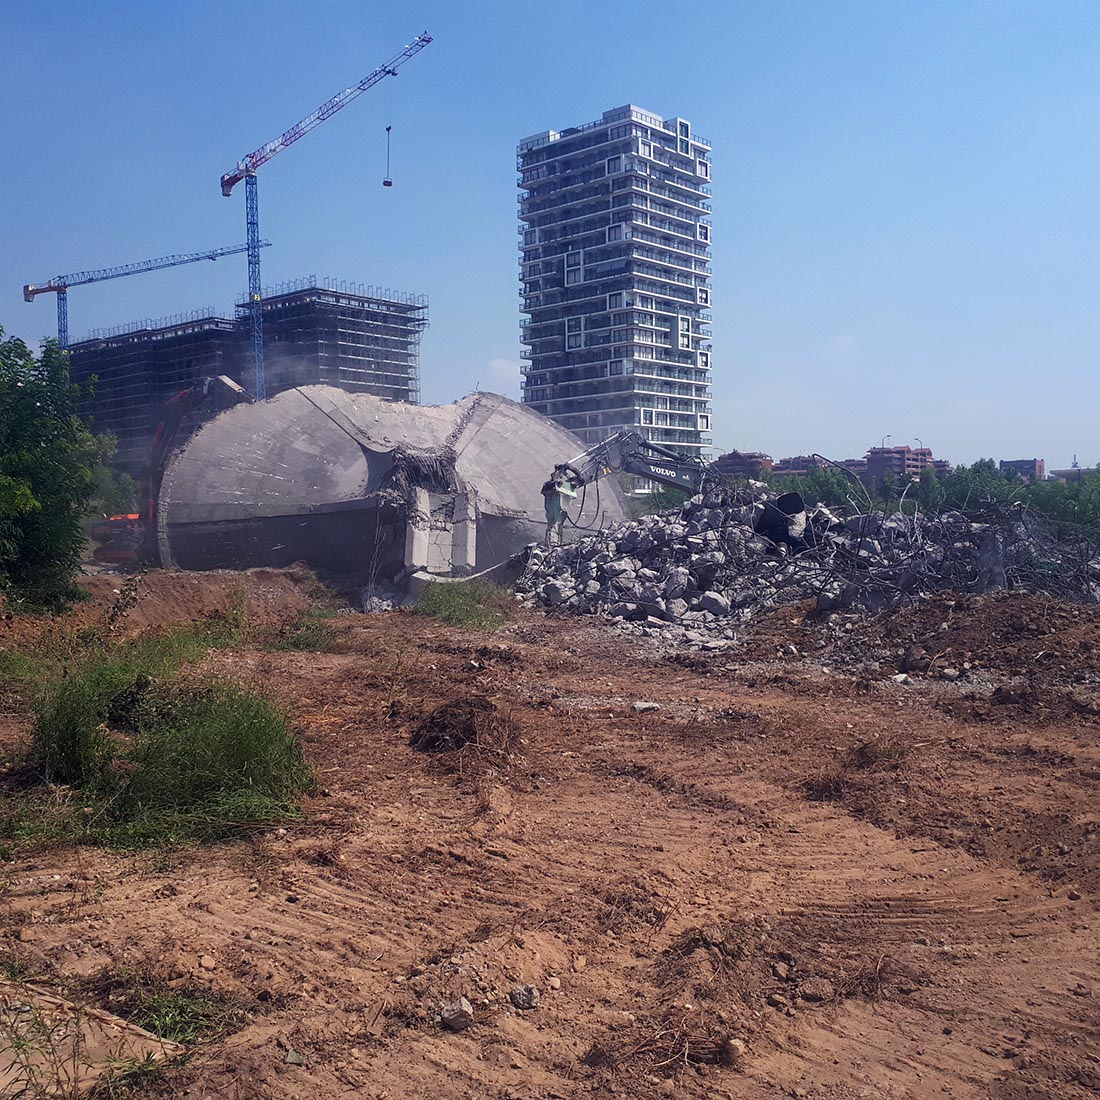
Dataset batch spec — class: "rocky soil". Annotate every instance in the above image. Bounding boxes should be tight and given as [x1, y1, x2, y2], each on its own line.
[2, 571, 1099, 1099]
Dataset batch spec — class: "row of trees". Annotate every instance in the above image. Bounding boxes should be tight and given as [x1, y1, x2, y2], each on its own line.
[0, 329, 133, 610]
[761, 458, 1100, 528]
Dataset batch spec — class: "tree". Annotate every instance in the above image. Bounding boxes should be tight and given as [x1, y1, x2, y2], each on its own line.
[1019, 470, 1100, 531]
[939, 458, 1014, 510]
[90, 463, 139, 516]
[762, 465, 861, 509]
[917, 466, 944, 511]
[627, 481, 691, 519]
[0, 329, 114, 609]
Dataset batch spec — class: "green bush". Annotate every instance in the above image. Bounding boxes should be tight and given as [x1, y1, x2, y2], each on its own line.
[414, 580, 512, 629]
[28, 625, 238, 787]
[20, 625, 312, 847]
[29, 652, 137, 787]
[115, 685, 311, 842]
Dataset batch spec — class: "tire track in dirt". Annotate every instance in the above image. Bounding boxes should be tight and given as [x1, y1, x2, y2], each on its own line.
[5, 607, 1100, 1099]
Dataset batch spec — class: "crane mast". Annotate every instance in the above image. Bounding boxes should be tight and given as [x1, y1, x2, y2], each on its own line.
[23, 241, 270, 348]
[220, 31, 432, 400]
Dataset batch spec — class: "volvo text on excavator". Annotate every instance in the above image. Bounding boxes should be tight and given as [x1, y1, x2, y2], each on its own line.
[552, 430, 717, 497]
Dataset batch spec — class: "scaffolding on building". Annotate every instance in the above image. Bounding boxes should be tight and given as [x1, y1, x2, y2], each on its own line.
[235, 278, 428, 404]
[69, 278, 429, 473]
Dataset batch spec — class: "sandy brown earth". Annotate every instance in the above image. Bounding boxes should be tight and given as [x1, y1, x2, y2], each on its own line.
[2, 572, 1100, 1099]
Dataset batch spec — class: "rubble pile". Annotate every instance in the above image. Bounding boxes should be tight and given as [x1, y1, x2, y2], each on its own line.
[517, 485, 1100, 645]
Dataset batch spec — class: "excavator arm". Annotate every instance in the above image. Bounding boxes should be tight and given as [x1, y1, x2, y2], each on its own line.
[558, 430, 715, 495]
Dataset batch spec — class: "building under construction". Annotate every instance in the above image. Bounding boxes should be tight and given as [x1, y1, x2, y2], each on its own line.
[69, 278, 428, 475]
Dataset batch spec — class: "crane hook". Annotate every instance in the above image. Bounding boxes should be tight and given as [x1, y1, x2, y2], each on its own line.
[383, 124, 393, 187]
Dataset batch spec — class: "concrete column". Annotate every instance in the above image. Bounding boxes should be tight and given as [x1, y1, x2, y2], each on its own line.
[451, 489, 478, 573]
[404, 487, 431, 572]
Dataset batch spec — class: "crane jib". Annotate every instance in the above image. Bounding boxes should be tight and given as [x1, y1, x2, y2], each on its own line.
[219, 33, 432, 190]
[217, 32, 432, 399]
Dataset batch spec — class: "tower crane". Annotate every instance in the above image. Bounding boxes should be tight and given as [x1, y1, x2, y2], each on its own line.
[220, 31, 432, 400]
[23, 242, 270, 349]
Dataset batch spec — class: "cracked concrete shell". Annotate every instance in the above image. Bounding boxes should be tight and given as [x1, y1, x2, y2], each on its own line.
[156, 387, 628, 574]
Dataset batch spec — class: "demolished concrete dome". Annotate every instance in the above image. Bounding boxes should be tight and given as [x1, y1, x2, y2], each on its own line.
[155, 387, 628, 576]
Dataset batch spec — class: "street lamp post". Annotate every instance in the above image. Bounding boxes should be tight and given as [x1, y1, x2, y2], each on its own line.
[880, 434, 891, 450]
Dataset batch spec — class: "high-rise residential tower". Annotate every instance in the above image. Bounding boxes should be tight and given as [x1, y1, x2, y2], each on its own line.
[518, 105, 713, 462]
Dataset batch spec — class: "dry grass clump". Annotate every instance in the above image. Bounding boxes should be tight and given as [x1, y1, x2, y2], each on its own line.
[581, 1010, 736, 1074]
[800, 733, 910, 806]
[836, 953, 922, 1000]
[407, 696, 521, 777]
[800, 768, 852, 802]
[847, 735, 909, 769]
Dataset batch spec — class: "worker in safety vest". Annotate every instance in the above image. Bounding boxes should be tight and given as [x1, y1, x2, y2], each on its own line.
[541, 465, 578, 547]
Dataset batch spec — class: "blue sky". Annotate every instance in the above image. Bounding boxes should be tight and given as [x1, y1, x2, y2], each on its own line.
[3, 1, 1097, 468]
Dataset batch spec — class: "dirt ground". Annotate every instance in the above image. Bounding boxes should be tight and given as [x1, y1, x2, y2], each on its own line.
[2, 571, 1100, 1099]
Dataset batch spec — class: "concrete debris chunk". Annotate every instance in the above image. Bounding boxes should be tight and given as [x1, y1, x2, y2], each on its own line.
[509, 984, 541, 1010]
[720, 1036, 747, 1065]
[798, 978, 835, 1003]
[517, 482, 1100, 649]
[441, 996, 475, 1031]
[631, 701, 661, 713]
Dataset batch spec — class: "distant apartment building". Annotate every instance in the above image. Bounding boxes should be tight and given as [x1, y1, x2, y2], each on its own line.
[999, 458, 1045, 482]
[770, 455, 824, 478]
[769, 453, 869, 481]
[1049, 464, 1092, 482]
[864, 445, 934, 488]
[70, 278, 427, 475]
[767, 445, 946, 491]
[518, 105, 713, 462]
[712, 449, 772, 479]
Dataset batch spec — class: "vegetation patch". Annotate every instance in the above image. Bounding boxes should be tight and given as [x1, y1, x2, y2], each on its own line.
[82, 969, 246, 1044]
[269, 608, 340, 652]
[847, 735, 909, 769]
[2, 620, 311, 852]
[107, 683, 312, 846]
[0, 779, 111, 858]
[414, 580, 513, 629]
[0, 948, 54, 984]
[28, 621, 253, 789]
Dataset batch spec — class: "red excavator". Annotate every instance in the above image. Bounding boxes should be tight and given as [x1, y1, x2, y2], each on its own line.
[91, 375, 252, 565]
